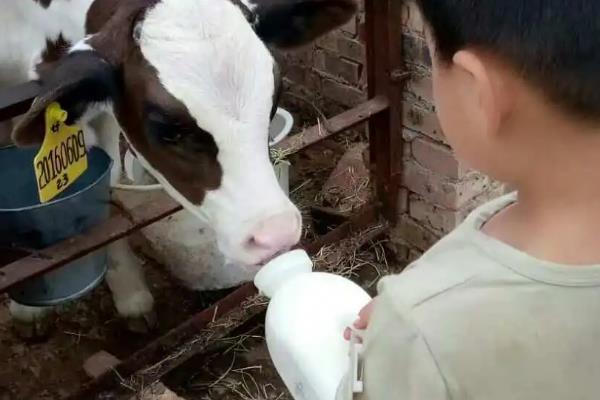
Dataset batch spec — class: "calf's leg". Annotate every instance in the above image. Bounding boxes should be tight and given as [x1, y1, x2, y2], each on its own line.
[92, 113, 156, 332]
[106, 238, 156, 332]
[8, 301, 54, 340]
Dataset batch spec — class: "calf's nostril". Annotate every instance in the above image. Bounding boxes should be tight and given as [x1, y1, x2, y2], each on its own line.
[247, 232, 272, 250]
[245, 212, 302, 257]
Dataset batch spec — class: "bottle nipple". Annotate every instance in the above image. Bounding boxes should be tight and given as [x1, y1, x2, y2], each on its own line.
[254, 249, 313, 298]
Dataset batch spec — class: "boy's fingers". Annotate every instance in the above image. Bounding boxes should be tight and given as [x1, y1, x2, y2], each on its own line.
[343, 327, 365, 343]
[353, 317, 368, 329]
[358, 301, 374, 318]
[344, 300, 376, 340]
[343, 327, 352, 340]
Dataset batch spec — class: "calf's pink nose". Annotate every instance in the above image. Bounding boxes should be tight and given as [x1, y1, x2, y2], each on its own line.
[246, 211, 302, 262]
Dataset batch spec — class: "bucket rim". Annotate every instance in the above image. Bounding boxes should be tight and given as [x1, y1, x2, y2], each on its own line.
[0, 145, 113, 212]
[268, 107, 294, 146]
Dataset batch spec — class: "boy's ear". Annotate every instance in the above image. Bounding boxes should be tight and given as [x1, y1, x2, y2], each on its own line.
[251, 0, 357, 48]
[12, 51, 119, 146]
[452, 50, 508, 138]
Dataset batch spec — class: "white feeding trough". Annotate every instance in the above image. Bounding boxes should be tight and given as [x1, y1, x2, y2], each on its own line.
[114, 108, 295, 291]
[268, 107, 293, 195]
[269, 107, 294, 147]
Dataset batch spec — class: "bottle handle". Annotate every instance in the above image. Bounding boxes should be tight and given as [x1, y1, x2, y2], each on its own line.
[348, 326, 365, 394]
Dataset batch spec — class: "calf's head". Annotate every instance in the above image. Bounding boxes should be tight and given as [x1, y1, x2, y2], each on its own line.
[13, 0, 356, 266]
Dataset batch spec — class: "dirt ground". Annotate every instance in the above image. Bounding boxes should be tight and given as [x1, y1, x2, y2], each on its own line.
[0, 97, 397, 400]
[0, 249, 236, 400]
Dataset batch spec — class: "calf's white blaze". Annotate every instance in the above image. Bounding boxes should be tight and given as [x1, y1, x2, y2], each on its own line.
[138, 0, 300, 265]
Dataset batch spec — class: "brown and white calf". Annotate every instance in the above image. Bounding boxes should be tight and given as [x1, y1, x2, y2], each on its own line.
[1, 0, 355, 334]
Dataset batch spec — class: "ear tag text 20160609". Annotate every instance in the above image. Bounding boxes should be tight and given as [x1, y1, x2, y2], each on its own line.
[34, 102, 88, 203]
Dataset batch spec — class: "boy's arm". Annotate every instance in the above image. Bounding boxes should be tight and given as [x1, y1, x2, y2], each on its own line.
[337, 291, 450, 400]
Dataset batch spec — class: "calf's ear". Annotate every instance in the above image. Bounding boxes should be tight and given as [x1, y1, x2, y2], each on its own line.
[13, 51, 119, 146]
[251, 0, 357, 48]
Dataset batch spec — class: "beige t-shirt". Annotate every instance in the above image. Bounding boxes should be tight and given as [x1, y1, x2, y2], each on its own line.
[338, 192, 600, 400]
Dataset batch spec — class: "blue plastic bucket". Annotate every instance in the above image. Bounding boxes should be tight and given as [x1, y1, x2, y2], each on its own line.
[0, 145, 112, 306]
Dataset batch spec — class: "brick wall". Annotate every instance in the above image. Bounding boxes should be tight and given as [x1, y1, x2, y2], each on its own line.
[390, 3, 505, 262]
[275, 2, 367, 115]
[278, 1, 505, 263]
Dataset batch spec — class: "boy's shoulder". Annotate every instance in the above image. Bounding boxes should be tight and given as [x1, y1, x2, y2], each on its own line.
[379, 192, 518, 311]
[377, 253, 481, 314]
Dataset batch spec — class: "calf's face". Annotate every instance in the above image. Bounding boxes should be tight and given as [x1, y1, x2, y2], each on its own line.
[13, 0, 356, 266]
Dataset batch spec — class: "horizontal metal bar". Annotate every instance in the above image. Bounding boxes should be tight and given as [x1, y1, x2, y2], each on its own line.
[0, 81, 40, 122]
[304, 205, 379, 254]
[0, 193, 182, 293]
[68, 205, 384, 400]
[273, 95, 389, 155]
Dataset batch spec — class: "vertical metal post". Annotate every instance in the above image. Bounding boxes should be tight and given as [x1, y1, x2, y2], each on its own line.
[364, 0, 405, 224]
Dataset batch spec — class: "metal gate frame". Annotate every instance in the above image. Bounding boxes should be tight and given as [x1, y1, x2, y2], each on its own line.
[0, 0, 406, 397]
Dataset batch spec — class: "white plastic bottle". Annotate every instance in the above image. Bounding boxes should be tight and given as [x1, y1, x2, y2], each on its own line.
[254, 249, 372, 400]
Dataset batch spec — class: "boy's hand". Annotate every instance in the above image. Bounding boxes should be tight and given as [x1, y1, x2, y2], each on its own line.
[343, 300, 375, 340]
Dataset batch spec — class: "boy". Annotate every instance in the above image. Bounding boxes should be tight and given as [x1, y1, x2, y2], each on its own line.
[339, 1, 600, 399]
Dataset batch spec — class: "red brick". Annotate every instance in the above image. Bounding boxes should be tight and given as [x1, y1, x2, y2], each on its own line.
[402, 100, 447, 144]
[83, 351, 120, 379]
[282, 75, 321, 100]
[398, 188, 409, 213]
[314, 49, 327, 72]
[305, 71, 323, 93]
[316, 33, 338, 53]
[403, 159, 457, 209]
[324, 53, 362, 84]
[357, 1, 365, 14]
[314, 49, 362, 85]
[284, 64, 307, 86]
[458, 171, 495, 207]
[411, 137, 467, 179]
[409, 195, 460, 234]
[406, 72, 434, 106]
[406, 183, 504, 236]
[458, 181, 506, 221]
[402, 140, 412, 161]
[356, 70, 368, 92]
[403, 128, 419, 142]
[321, 78, 366, 107]
[403, 161, 488, 210]
[402, 34, 431, 67]
[341, 16, 358, 37]
[358, 22, 366, 43]
[280, 47, 313, 67]
[402, 1, 425, 36]
[391, 215, 440, 252]
[337, 37, 366, 63]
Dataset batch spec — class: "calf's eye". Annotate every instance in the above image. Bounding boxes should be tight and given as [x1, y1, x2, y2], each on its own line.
[145, 108, 186, 145]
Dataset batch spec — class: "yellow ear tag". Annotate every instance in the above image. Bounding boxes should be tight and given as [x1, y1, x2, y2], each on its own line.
[34, 102, 88, 203]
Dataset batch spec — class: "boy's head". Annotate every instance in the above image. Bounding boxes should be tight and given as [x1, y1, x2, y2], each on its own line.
[414, 0, 600, 181]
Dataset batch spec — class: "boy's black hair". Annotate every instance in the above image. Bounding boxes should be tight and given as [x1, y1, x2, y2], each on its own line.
[414, 0, 600, 120]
